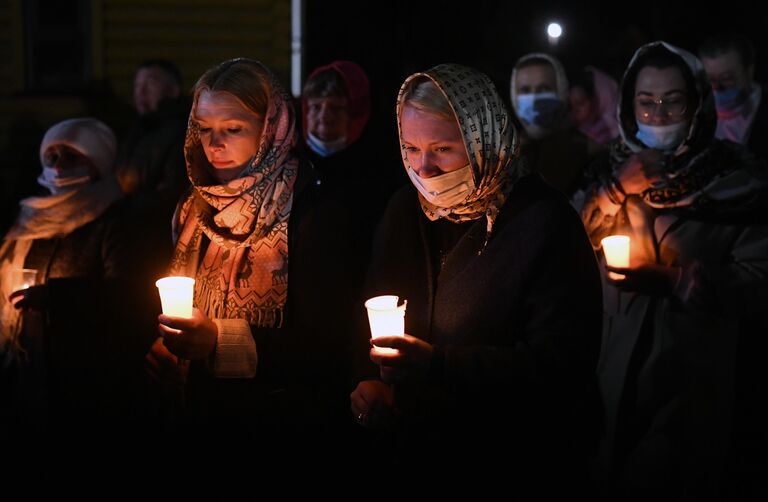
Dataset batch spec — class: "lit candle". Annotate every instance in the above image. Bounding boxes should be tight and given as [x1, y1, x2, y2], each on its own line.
[13, 268, 37, 292]
[601, 235, 630, 280]
[365, 295, 407, 355]
[155, 276, 195, 319]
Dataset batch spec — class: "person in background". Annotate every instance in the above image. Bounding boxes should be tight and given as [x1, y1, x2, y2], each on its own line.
[116, 59, 191, 284]
[146, 58, 357, 458]
[510, 53, 601, 196]
[577, 41, 768, 499]
[0, 118, 154, 444]
[570, 66, 621, 145]
[350, 63, 602, 491]
[301, 61, 394, 276]
[699, 34, 768, 159]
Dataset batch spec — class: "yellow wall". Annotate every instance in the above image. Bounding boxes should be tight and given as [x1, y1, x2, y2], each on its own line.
[0, 0, 290, 153]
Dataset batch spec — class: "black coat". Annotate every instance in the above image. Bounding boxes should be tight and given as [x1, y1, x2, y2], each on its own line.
[182, 163, 360, 455]
[364, 174, 603, 479]
[0, 201, 159, 443]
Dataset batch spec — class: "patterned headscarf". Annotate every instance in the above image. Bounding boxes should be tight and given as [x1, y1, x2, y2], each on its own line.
[605, 41, 768, 211]
[397, 63, 527, 243]
[169, 59, 298, 328]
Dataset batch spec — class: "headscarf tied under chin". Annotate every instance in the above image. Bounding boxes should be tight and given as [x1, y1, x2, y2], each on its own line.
[397, 63, 528, 243]
[170, 58, 298, 328]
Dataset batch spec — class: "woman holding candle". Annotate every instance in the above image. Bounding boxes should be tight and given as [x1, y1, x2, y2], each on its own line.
[350, 64, 603, 488]
[0, 117, 152, 440]
[147, 58, 356, 451]
[576, 41, 768, 496]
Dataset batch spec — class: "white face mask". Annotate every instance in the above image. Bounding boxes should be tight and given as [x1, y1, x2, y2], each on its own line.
[306, 132, 347, 158]
[407, 164, 476, 208]
[635, 121, 689, 152]
[37, 166, 93, 194]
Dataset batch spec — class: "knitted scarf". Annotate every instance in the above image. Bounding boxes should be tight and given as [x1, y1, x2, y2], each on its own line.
[169, 62, 298, 328]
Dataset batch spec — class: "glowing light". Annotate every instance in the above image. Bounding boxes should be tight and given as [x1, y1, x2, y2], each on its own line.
[547, 22, 563, 38]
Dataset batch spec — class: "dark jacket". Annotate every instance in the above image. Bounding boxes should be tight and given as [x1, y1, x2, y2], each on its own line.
[0, 201, 158, 442]
[183, 162, 359, 454]
[363, 174, 603, 478]
[747, 84, 768, 161]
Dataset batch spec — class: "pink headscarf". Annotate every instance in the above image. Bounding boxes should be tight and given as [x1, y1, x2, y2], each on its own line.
[301, 60, 371, 146]
[574, 66, 620, 145]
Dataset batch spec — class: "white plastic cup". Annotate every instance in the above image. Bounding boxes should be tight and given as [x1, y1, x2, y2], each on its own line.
[365, 295, 407, 355]
[601, 235, 630, 280]
[155, 276, 195, 319]
[14, 268, 38, 292]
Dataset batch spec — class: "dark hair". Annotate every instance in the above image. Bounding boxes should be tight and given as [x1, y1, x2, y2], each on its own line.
[137, 59, 183, 87]
[622, 45, 698, 119]
[303, 68, 347, 99]
[698, 33, 755, 68]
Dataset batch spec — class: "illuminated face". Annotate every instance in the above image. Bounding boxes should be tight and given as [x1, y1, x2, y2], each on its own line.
[515, 63, 557, 95]
[306, 96, 349, 141]
[634, 66, 690, 126]
[701, 49, 752, 93]
[400, 104, 468, 179]
[133, 66, 180, 116]
[194, 90, 264, 182]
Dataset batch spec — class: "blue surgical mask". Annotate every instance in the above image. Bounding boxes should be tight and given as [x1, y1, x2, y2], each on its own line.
[516, 92, 563, 129]
[635, 121, 689, 152]
[713, 87, 746, 110]
[307, 132, 347, 158]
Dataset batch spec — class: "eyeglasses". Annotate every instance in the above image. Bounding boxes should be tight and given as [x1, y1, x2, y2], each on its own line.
[634, 95, 688, 121]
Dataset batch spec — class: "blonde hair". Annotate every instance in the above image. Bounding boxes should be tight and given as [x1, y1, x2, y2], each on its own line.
[192, 58, 271, 119]
[401, 77, 455, 121]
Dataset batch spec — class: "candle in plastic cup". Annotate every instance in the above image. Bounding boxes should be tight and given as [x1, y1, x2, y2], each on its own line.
[13, 268, 38, 292]
[365, 295, 407, 355]
[601, 235, 630, 280]
[155, 276, 195, 319]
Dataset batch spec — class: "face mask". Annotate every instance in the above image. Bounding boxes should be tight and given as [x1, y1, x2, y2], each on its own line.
[635, 121, 689, 152]
[407, 164, 476, 208]
[516, 92, 563, 130]
[307, 132, 347, 158]
[37, 166, 93, 194]
[713, 87, 747, 111]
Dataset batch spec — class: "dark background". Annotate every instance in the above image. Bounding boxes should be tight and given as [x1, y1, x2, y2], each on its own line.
[306, 1, 767, 126]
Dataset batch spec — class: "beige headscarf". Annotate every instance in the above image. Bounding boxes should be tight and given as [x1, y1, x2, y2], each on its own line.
[397, 63, 528, 243]
[1, 117, 121, 360]
[169, 59, 298, 328]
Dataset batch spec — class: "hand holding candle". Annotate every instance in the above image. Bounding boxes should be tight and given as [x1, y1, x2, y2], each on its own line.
[14, 268, 38, 292]
[601, 235, 630, 280]
[365, 295, 407, 355]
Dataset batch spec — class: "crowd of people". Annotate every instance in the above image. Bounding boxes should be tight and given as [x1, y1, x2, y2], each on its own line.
[1, 32, 767, 496]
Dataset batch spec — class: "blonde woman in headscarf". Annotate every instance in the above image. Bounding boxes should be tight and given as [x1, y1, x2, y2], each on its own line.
[0, 117, 147, 439]
[146, 58, 357, 452]
[350, 64, 602, 488]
